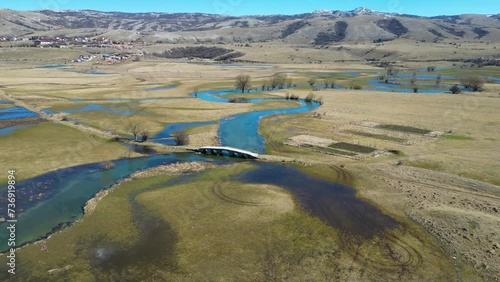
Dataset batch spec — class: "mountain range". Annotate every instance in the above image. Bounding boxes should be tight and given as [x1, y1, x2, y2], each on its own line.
[1, 8, 499, 43]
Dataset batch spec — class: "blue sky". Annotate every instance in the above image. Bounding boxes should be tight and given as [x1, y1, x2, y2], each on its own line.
[1, 0, 498, 16]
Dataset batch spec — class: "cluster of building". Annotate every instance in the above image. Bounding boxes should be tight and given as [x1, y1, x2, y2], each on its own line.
[4, 36, 149, 48]
[70, 54, 97, 63]
[0, 36, 31, 42]
[101, 53, 134, 64]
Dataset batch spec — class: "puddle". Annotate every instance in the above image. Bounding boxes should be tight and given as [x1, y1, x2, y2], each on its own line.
[36, 64, 68, 69]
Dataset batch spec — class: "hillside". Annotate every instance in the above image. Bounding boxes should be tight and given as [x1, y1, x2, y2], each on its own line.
[0, 8, 499, 44]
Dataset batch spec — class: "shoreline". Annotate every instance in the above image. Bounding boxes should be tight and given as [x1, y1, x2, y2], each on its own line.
[0, 161, 222, 256]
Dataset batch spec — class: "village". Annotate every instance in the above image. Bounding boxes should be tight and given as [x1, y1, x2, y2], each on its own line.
[0, 35, 147, 49]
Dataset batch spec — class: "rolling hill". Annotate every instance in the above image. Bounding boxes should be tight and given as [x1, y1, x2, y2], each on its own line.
[0, 7, 499, 44]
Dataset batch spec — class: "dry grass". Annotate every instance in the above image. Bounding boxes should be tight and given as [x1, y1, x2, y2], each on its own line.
[0, 54, 499, 280]
[0, 122, 135, 181]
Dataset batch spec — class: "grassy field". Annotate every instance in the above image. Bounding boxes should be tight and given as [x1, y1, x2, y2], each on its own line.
[376, 124, 432, 135]
[3, 163, 461, 281]
[0, 122, 136, 182]
[329, 142, 377, 154]
[0, 52, 498, 280]
[6, 175, 173, 281]
[344, 130, 407, 143]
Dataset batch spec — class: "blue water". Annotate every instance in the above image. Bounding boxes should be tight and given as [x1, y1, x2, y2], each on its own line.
[392, 73, 456, 80]
[42, 109, 55, 115]
[0, 83, 393, 253]
[78, 70, 111, 75]
[219, 101, 319, 153]
[217, 64, 275, 69]
[193, 89, 279, 103]
[367, 80, 462, 93]
[188, 87, 319, 152]
[0, 100, 12, 105]
[0, 125, 35, 135]
[487, 76, 500, 84]
[0, 154, 213, 252]
[153, 121, 217, 145]
[0, 107, 39, 120]
[36, 64, 67, 69]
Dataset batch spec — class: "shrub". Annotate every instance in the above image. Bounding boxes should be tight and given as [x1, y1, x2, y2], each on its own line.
[352, 84, 362, 90]
[173, 131, 189, 146]
[100, 161, 116, 171]
[449, 84, 462, 94]
[460, 76, 485, 91]
[141, 131, 149, 142]
[305, 93, 315, 103]
[307, 77, 316, 86]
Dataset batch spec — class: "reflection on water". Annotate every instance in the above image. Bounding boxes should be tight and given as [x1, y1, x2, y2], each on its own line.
[219, 101, 319, 153]
[0, 153, 208, 252]
[0, 107, 39, 120]
[236, 163, 398, 238]
[36, 64, 68, 69]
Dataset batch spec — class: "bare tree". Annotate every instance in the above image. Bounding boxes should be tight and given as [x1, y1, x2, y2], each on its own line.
[128, 121, 142, 141]
[261, 80, 269, 91]
[324, 79, 335, 88]
[305, 93, 316, 103]
[386, 66, 399, 76]
[449, 84, 462, 94]
[192, 86, 200, 98]
[308, 77, 316, 87]
[460, 76, 485, 91]
[173, 130, 189, 146]
[272, 73, 287, 89]
[269, 77, 278, 90]
[235, 74, 251, 93]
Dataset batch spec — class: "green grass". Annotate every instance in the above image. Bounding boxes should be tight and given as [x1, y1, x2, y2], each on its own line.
[301, 144, 358, 156]
[0, 122, 133, 180]
[443, 135, 474, 140]
[7, 175, 173, 281]
[377, 124, 432, 135]
[440, 66, 500, 78]
[407, 160, 443, 171]
[6, 164, 342, 281]
[344, 130, 407, 143]
[329, 142, 377, 154]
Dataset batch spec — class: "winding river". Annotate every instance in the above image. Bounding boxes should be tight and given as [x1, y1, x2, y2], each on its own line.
[0, 84, 394, 253]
